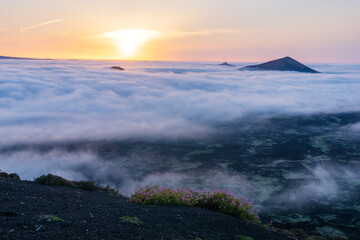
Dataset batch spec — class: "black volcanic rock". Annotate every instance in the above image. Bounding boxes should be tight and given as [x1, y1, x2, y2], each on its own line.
[110, 66, 125, 71]
[239, 57, 319, 73]
[219, 62, 233, 67]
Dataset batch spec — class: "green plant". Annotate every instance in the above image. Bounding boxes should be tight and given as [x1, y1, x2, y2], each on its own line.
[262, 220, 273, 229]
[34, 174, 119, 195]
[41, 215, 64, 222]
[77, 180, 98, 191]
[238, 235, 253, 240]
[282, 229, 296, 236]
[35, 174, 75, 187]
[0, 171, 20, 180]
[8, 173, 20, 180]
[120, 216, 142, 225]
[0, 171, 7, 179]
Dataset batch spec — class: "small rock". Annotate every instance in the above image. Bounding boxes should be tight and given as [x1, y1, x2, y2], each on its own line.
[36, 225, 45, 232]
[89, 212, 94, 218]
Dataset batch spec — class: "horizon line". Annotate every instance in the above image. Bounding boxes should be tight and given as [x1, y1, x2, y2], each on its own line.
[1, 54, 359, 65]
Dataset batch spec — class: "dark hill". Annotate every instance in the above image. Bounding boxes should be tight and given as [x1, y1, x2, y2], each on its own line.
[219, 62, 234, 66]
[110, 66, 125, 71]
[239, 57, 319, 73]
[0, 178, 291, 240]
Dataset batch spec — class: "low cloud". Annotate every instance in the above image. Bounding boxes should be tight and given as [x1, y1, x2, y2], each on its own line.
[349, 122, 360, 133]
[1, 148, 359, 207]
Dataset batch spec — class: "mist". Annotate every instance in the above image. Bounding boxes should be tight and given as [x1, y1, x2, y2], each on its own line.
[1, 148, 359, 208]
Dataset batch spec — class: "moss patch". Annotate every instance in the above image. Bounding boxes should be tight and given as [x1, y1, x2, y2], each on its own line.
[120, 216, 143, 225]
[41, 215, 64, 222]
[238, 235, 253, 240]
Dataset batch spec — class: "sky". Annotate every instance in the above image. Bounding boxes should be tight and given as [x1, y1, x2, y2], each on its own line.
[0, 0, 360, 62]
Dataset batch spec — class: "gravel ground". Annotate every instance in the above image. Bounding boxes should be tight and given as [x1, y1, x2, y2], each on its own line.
[0, 178, 291, 240]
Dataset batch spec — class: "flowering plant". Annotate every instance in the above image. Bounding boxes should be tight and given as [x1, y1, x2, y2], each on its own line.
[130, 185, 260, 223]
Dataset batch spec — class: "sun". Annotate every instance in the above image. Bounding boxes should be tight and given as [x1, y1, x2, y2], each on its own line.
[101, 29, 160, 57]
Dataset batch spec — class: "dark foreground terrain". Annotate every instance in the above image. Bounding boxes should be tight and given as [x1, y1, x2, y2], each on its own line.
[0, 178, 292, 240]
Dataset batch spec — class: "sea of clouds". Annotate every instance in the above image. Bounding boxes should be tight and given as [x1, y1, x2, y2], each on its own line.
[1, 59, 360, 145]
[1, 59, 360, 198]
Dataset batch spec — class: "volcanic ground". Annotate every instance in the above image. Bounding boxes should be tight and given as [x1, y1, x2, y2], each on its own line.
[0, 177, 295, 240]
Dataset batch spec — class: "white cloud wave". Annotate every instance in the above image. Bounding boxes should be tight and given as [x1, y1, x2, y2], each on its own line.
[0, 59, 359, 147]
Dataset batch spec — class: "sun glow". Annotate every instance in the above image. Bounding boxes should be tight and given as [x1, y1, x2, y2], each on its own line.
[101, 29, 160, 57]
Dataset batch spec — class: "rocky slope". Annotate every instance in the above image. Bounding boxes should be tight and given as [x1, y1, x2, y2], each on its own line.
[0, 178, 290, 240]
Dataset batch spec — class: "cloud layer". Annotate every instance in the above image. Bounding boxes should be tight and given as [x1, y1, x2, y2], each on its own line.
[1, 59, 360, 146]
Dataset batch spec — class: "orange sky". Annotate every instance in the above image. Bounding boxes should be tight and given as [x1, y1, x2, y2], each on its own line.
[1, 0, 360, 63]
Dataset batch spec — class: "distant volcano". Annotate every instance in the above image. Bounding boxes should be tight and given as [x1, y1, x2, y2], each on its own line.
[219, 62, 233, 66]
[239, 57, 319, 73]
